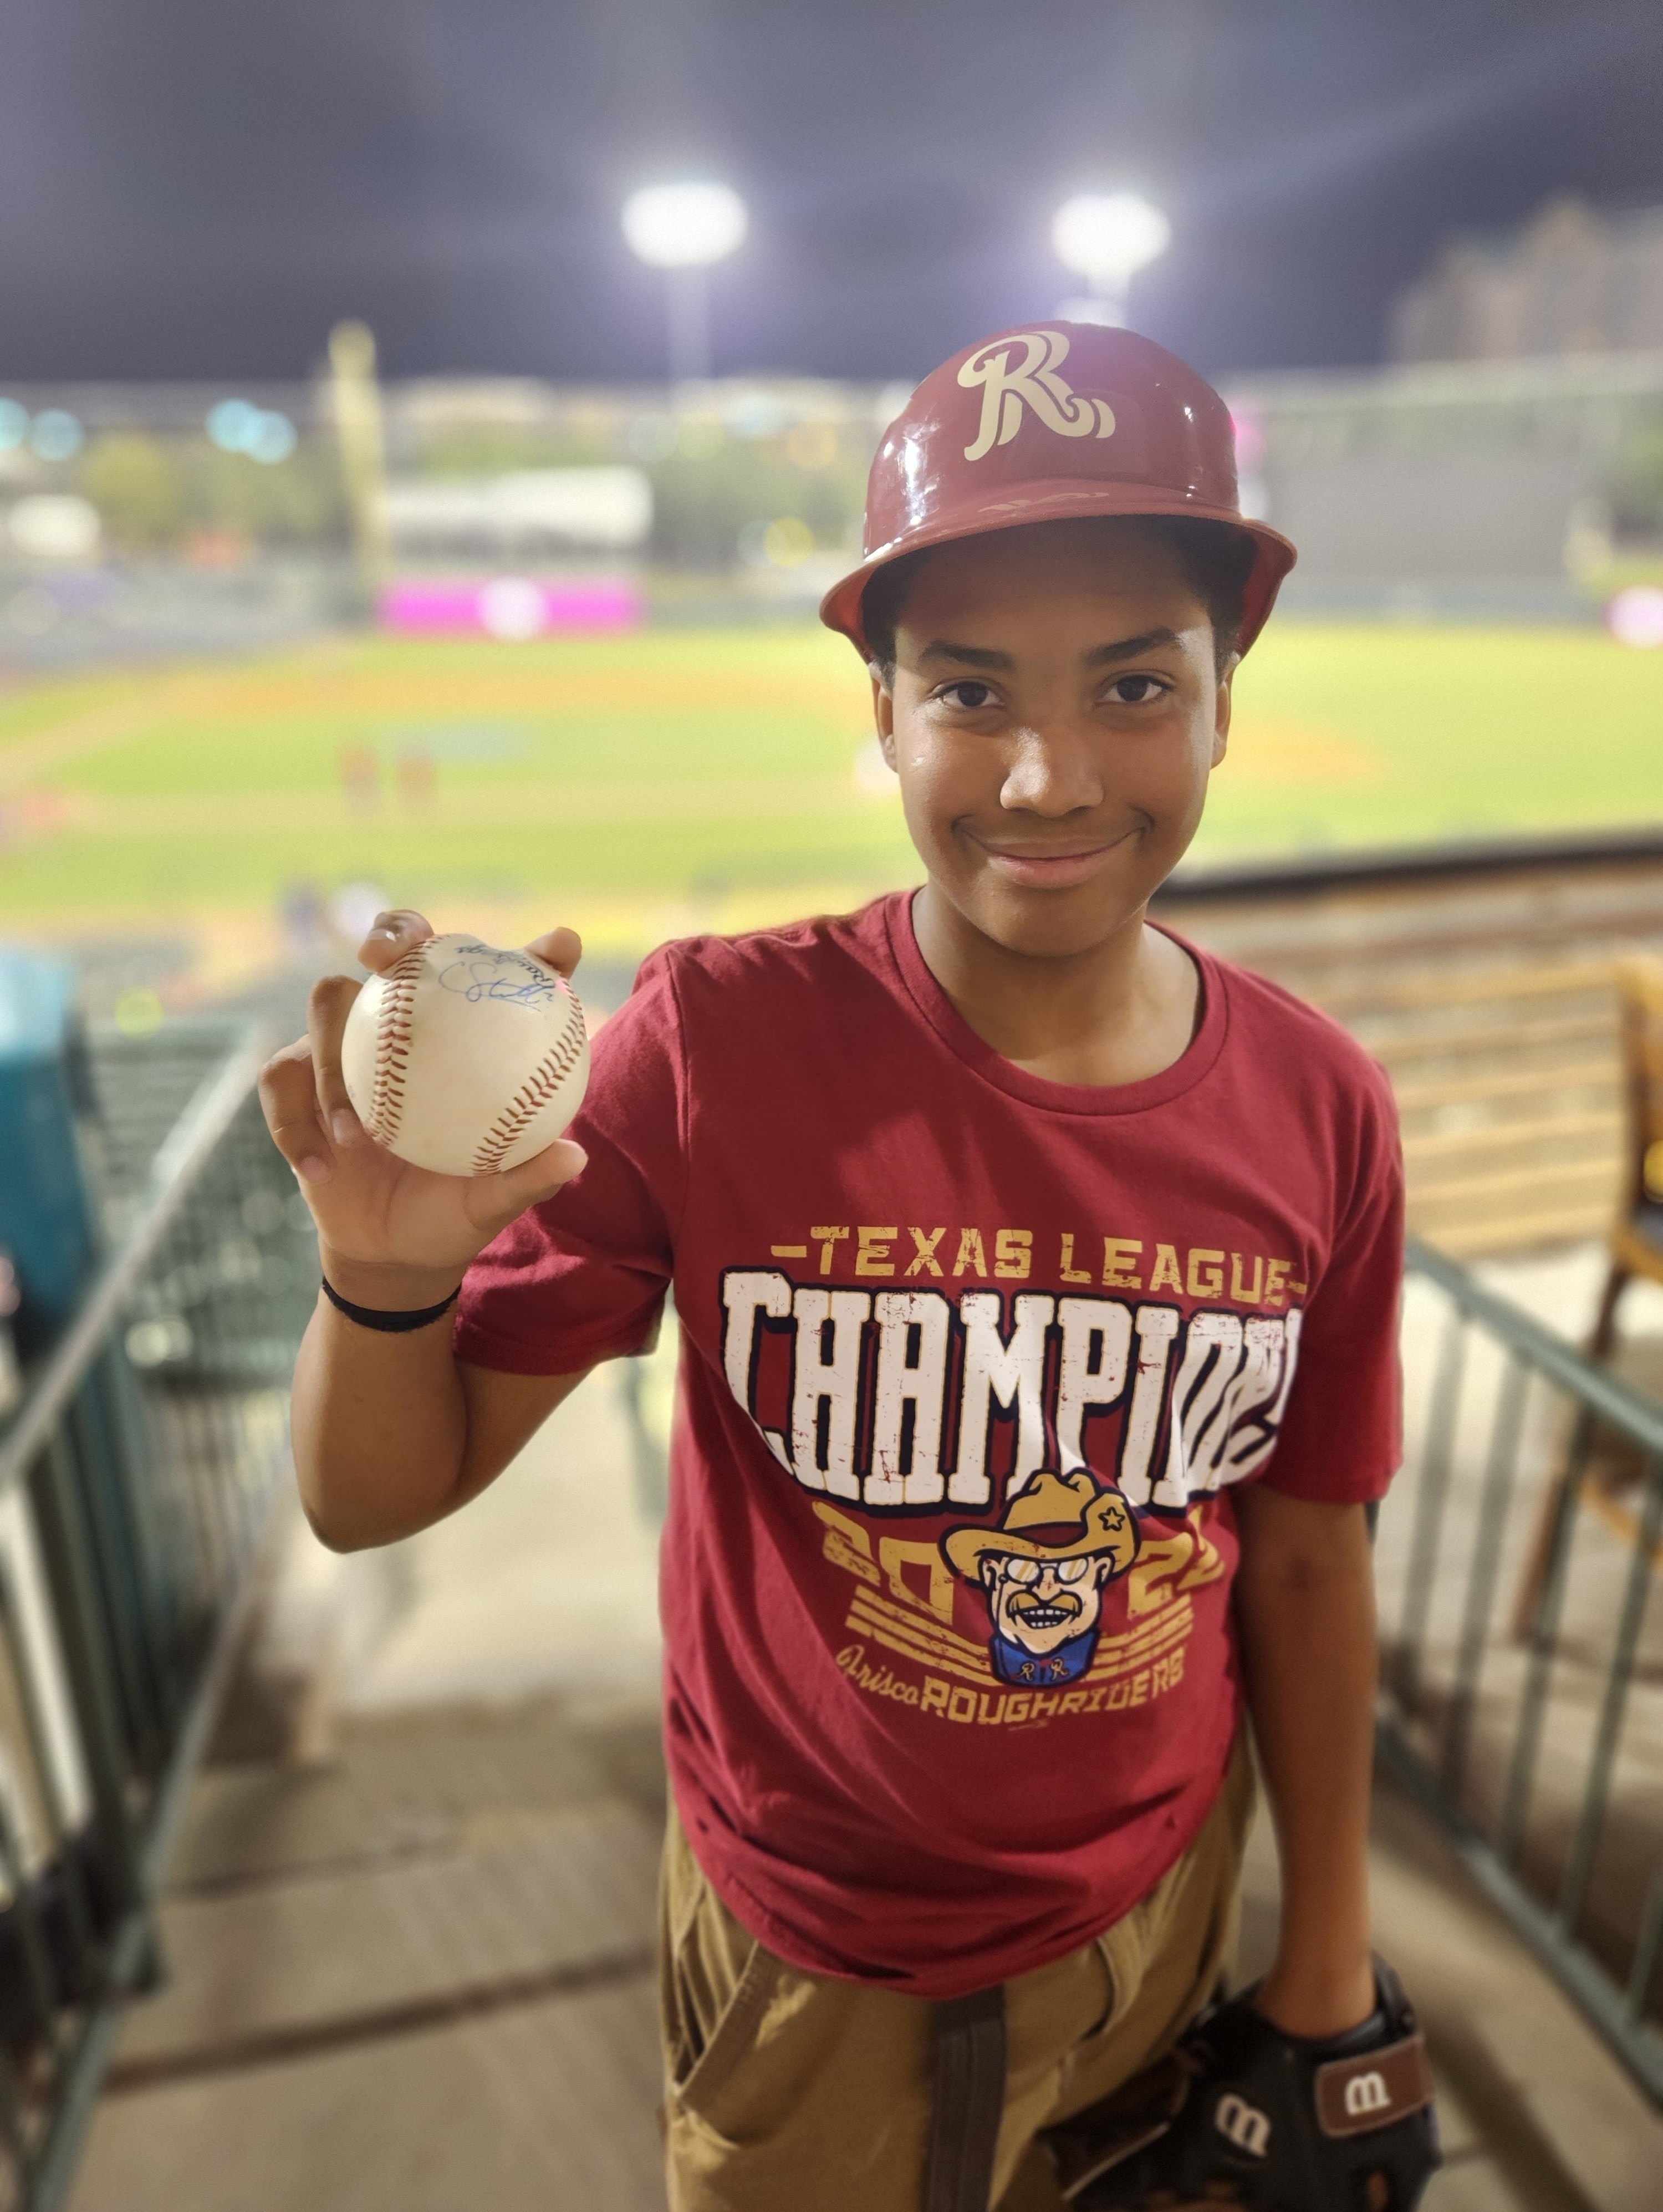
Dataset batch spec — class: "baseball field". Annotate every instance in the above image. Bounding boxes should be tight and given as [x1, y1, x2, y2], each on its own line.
[0, 619, 1656, 993]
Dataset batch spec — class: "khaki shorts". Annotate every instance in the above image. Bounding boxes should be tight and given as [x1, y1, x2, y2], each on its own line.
[659, 1738, 1256, 2212]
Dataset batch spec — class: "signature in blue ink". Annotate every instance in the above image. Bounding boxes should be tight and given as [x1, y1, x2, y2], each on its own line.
[436, 943, 560, 1009]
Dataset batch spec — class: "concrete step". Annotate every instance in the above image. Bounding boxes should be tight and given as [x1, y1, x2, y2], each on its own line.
[180, 1695, 665, 1889]
[113, 1800, 658, 2076]
[67, 1695, 669, 2212]
[71, 1978, 664, 2212]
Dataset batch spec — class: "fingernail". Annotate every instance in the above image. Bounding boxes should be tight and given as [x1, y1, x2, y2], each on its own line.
[331, 1109, 362, 1144]
[296, 1156, 329, 1183]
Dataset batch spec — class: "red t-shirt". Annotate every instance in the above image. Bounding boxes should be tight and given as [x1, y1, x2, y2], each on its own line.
[455, 893, 1404, 1999]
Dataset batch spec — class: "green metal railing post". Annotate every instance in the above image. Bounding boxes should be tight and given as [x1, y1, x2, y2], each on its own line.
[1393, 1301, 1466, 1714]
[1441, 1353, 1528, 1802]
[1556, 1456, 1663, 1936]
[1497, 1404, 1594, 1867]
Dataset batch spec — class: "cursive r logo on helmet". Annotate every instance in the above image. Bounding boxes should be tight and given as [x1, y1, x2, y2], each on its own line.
[956, 329, 1118, 462]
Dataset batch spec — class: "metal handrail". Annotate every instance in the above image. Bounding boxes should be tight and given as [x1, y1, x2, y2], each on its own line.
[0, 1020, 313, 2209]
[1384, 1235, 1663, 2106]
[0, 1029, 271, 1503]
[1405, 1232, 1663, 1456]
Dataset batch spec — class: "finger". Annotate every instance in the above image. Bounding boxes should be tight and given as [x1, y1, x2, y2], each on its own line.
[465, 1138, 588, 1234]
[359, 909, 433, 974]
[524, 926, 581, 980]
[307, 974, 366, 1146]
[258, 1039, 335, 1184]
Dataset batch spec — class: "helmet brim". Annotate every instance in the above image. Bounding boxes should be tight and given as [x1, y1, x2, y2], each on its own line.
[819, 482, 1297, 663]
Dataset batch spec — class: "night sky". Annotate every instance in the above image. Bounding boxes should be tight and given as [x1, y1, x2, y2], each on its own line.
[4, 0, 1662, 386]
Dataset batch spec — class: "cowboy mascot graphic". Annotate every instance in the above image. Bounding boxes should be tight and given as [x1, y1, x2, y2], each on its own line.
[942, 1469, 1141, 1688]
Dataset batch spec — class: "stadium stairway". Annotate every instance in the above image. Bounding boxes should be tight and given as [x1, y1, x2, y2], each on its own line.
[58, 834, 1663, 2212]
[63, 1267, 1663, 2212]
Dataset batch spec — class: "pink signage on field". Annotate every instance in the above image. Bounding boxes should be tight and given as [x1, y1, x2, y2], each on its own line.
[380, 575, 643, 639]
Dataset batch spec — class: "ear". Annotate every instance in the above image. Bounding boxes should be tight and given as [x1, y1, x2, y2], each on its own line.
[980, 1556, 999, 1589]
[871, 669, 899, 770]
[1211, 653, 1238, 769]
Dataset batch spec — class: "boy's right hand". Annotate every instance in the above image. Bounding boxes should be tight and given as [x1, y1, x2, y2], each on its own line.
[259, 909, 589, 1307]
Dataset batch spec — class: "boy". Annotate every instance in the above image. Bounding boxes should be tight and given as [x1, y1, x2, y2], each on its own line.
[262, 324, 1435, 2211]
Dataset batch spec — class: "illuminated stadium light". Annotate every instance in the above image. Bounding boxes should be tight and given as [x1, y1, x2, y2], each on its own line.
[624, 182, 749, 384]
[29, 410, 84, 462]
[621, 182, 747, 269]
[1052, 192, 1170, 325]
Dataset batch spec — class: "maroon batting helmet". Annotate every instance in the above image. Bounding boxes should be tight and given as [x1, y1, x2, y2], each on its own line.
[819, 322, 1295, 660]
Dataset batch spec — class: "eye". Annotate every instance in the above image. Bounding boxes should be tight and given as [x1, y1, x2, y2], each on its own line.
[937, 680, 999, 710]
[1104, 673, 1169, 705]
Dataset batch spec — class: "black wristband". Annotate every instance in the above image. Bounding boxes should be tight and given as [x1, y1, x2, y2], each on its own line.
[320, 1276, 461, 1333]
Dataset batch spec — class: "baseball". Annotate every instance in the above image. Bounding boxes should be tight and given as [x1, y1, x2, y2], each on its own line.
[340, 932, 589, 1179]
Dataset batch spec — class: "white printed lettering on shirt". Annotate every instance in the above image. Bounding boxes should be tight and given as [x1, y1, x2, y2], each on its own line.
[952, 1291, 1054, 1505]
[790, 1286, 872, 1499]
[866, 1289, 951, 1507]
[1053, 1297, 1133, 1470]
[721, 1270, 794, 1469]
[1118, 1304, 1182, 1507]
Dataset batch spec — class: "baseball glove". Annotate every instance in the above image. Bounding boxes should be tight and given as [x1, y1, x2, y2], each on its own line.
[1042, 1957, 1439, 2211]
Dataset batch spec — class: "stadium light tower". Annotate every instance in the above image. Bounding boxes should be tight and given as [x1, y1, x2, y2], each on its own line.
[1052, 191, 1171, 327]
[622, 181, 748, 384]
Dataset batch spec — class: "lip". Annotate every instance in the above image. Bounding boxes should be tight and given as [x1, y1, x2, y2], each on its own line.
[973, 831, 1130, 890]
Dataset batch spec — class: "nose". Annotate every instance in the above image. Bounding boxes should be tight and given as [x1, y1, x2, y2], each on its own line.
[997, 720, 1105, 819]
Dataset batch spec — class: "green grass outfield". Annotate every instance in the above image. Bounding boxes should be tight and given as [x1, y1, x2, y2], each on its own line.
[0, 620, 1657, 949]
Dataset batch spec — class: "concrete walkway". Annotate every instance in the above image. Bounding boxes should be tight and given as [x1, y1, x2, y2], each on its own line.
[69, 1364, 669, 2212]
[67, 1299, 1663, 2212]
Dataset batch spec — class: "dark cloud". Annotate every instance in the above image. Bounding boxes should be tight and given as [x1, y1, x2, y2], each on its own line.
[2, 0, 1661, 382]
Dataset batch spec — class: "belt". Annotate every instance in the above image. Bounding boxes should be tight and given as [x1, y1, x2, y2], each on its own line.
[925, 1986, 1007, 2212]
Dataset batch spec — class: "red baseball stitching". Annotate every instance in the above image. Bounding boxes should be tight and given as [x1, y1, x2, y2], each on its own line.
[367, 944, 425, 1146]
[471, 985, 589, 1175]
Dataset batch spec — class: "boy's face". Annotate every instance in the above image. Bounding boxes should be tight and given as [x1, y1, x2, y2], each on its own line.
[873, 520, 1233, 961]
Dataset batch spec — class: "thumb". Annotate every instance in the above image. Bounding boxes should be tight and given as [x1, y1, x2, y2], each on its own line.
[465, 1136, 588, 1234]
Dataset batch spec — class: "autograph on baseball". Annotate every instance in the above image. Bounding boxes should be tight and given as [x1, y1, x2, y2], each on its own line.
[436, 942, 560, 1010]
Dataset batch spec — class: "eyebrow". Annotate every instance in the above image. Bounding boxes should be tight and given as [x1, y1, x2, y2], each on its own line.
[918, 626, 1182, 671]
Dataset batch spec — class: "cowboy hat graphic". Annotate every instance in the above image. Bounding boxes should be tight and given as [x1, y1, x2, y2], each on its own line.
[942, 1469, 1140, 1688]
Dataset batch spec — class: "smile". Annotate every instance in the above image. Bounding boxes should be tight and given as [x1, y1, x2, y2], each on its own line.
[1013, 1603, 1079, 1629]
[973, 834, 1132, 890]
